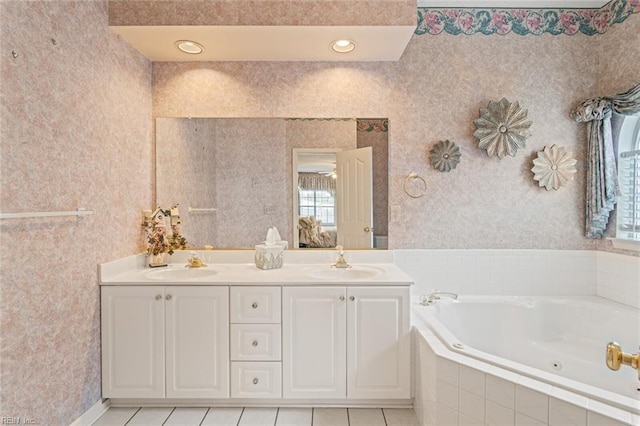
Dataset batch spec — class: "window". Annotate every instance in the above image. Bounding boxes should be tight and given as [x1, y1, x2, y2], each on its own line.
[299, 189, 335, 226]
[616, 114, 640, 244]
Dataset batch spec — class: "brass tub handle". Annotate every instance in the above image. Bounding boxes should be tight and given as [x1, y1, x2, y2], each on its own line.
[606, 342, 640, 380]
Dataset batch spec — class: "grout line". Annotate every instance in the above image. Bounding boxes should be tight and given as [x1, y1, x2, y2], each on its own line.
[381, 408, 388, 426]
[346, 407, 350, 426]
[273, 407, 279, 426]
[236, 407, 245, 426]
[198, 407, 211, 426]
[161, 407, 176, 426]
[311, 407, 314, 426]
[123, 407, 142, 426]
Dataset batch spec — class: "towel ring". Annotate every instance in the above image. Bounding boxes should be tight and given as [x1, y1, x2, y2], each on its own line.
[403, 172, 427, 198]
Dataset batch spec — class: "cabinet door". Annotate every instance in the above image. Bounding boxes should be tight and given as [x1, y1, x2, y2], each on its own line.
[101, 286, 165, 398]
[165, 286, 229, 398]
[282, 286, 346, 399]
[347, 286, 410, 399]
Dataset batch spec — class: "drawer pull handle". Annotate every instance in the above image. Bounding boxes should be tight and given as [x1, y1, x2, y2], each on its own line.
[252, 340, 258, 347]
[155, 295, 162, 300]
[251, 302, 258, 309]
[253, 378, 259, 385]
[349, 296, 355, 301]
[339, 295, 345, 301]
[166, 294, 172, 300]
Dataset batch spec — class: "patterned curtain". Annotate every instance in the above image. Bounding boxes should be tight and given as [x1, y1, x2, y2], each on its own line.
[571, 82, 640, 238]
[298, 172, 336, 193]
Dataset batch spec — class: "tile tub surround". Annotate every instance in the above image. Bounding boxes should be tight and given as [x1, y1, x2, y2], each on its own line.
[412, 326, 639, 426]
[395, 249, 639, 309]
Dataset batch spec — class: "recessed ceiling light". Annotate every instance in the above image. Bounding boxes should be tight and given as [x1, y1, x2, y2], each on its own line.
[331, 39, 356, 53]
[175, 40, 204, 54]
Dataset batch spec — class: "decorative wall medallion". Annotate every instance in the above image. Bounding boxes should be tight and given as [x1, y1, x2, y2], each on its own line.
[473, 98, 532, 159]
[531, 145, 577, 191]
[429, 140, 461, 172]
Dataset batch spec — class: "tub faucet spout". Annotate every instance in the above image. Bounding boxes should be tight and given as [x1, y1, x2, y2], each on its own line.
[420, 291, 458, 306]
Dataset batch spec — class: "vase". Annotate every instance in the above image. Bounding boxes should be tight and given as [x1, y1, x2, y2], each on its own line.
[150, 252, 166, 266]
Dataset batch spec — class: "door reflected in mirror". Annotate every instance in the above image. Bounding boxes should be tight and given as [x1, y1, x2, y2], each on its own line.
[155, 117, 388, 249]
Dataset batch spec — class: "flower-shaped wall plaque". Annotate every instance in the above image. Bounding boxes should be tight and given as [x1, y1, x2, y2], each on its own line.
[473, 98, 533, 159]
[429, 140, 461, 172]
[531, 145, 577, 191]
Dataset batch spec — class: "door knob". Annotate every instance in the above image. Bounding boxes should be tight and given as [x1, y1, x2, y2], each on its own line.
[165, 294, 172, 300]
[364, 227, 371, 232]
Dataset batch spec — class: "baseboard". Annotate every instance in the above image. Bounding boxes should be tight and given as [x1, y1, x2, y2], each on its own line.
[69, 398, 110, 426]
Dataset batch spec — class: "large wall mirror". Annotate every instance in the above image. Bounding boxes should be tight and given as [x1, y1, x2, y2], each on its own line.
[156, 117, 388, 249]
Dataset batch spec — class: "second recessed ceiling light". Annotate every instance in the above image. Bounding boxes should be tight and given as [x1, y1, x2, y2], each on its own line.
[331, 39, 356, 53]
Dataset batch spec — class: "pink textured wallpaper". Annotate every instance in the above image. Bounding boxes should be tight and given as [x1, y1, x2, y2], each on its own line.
[156, 118, 218, 247]
[153, 25, 640, 251]
[0, 1, 152, 423]
[155, 118, 358, 247]
[108, 0, 416, 26]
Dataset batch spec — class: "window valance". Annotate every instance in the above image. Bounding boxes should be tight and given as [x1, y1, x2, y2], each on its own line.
[298, 172, 336, 193]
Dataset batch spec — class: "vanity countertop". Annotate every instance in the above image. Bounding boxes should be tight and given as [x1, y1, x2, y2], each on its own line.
[100, 250, 414, 286]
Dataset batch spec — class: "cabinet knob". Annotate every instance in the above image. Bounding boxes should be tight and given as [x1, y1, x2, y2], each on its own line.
[166, 294, 172, 300]
[155, 295, 162, 300]
[252, 340, 258, 347]
[251, 302, 258, 309]
[339, 295, 345, 301]
[252, 378, 259, 385]
[349, 296, 355, 301]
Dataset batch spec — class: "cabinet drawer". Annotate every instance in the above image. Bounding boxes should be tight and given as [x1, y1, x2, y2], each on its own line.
[230, 287, 281, 323]
[231, 362, 282, 398]
[231, 324, 281, 361]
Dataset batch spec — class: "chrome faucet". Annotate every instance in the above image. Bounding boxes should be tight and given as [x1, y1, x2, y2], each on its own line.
[332, 245, 351, 269]
[419, 291, 458, 306]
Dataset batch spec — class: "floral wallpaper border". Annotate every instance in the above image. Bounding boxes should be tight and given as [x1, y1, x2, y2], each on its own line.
[416, 0, 639, 36]
[357, 119, 389, 132]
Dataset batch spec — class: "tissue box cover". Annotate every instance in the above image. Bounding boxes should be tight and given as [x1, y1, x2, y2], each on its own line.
[254, 245, 284, 270]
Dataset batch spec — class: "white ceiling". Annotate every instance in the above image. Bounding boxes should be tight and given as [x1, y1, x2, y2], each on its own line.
[417, 0, 608, 7]
[298, 152, 336, 173]
[111, 25, 416, 62]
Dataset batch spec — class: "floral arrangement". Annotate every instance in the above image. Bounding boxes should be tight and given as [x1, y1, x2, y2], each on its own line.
[143, 207, 188, 257]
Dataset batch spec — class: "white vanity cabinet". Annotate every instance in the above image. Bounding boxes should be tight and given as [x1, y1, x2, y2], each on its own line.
[230, 286, 282, 399]
[101, 285, 229, 399]
[282, 286, 410, 400]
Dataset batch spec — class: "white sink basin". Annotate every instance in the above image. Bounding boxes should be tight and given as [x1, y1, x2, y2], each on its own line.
[305, 265, 384, 281]
[145, 267, 219, 281]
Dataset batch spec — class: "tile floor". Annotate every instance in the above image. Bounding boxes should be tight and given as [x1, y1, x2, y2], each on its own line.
[92, 407, 420, 426]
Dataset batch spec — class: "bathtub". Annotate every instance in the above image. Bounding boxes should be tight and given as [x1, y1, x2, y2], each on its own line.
[412, 296, 640, 425]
